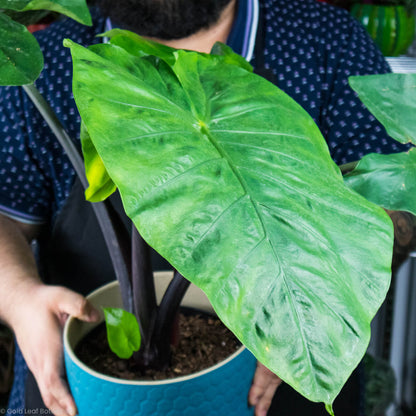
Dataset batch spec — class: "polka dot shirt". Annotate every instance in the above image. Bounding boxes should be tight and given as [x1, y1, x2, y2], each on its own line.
[256, 0, 408, 164]
[0, 0, 409, 225]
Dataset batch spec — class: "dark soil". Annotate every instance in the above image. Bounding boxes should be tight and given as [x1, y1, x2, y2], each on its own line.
[75, 311, 241, 381]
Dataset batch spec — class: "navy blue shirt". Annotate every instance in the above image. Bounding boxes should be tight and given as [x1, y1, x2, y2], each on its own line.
[0, 0, 407, 225]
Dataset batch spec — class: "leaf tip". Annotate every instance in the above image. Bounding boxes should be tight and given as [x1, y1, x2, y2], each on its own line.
[325, 403, 335, 416]
[63, 38, 74, 48]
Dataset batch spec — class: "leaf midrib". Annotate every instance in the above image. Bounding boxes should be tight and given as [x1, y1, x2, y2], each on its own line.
[204, 124, 319, 391]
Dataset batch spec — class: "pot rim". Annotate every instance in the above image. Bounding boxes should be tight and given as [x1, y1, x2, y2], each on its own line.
[63, 279, 249, 386]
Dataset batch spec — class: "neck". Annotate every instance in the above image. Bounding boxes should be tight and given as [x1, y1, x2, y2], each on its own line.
[148, 0, 237, 53]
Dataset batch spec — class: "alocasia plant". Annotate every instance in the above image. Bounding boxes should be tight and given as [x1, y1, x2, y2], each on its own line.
[2, 2, 414, 409]
[63, 30, 416, 413]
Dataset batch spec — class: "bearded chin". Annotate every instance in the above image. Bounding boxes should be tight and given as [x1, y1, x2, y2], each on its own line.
[98, 0, 233, 39]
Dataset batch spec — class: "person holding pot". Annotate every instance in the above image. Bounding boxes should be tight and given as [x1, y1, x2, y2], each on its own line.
[0, 0, 411, 415]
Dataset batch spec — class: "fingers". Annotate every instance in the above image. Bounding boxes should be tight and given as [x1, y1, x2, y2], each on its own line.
[16, 309, 77, 416]
[254, 379, 281, 416]
[36, 364, 77, 416]
[248, 362, 282, 416]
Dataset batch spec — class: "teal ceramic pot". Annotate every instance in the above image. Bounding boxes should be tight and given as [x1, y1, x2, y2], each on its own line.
[64, 274, 257, 416]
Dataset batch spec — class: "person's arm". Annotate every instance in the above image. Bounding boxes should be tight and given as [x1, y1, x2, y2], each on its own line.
[0, 214, 99, 416]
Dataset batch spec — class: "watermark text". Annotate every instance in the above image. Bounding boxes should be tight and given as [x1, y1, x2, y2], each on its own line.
[0, 409, 53, 415]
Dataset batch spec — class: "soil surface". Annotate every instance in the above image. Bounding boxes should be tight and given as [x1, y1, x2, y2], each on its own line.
[75, 311, 241, 381]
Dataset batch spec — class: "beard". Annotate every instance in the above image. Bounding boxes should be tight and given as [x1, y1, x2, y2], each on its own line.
[98, 0, 233, 40]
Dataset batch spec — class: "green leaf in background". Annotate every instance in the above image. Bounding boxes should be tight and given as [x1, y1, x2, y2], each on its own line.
[2, 9, 52, 26]
[66, 34, 394, 407]
[349, 73, 416, 145]
[345, 73, 416, 215]
[0, 0, 92, 25]
[0, 13, 43, 85]
[81, 122, 116, 202]
[344, 148, 416, 216]
[103, 307, 141, 359]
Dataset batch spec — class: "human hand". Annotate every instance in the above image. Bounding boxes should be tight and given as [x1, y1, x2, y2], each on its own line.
[248, 362, 282, 416]
[11, 284, 100, 416]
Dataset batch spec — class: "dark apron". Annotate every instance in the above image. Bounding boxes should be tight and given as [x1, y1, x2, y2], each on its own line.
[43, 178, 130, 294]
[41, 178, 171, 295]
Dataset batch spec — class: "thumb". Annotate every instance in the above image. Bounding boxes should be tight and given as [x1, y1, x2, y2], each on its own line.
[48, 286, 101, 323]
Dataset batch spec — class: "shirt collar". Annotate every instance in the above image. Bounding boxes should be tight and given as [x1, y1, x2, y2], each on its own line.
[104, 0, 259, 61]
[227, 0, 259, 62]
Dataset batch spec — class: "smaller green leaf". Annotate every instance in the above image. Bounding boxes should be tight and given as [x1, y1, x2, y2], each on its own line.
[344, 148, 416, 215]
[101, 29, 177, 65]
[81, 123, 116, 202]
[349, 73, 416, 145]
[0, 0, 92, 26]
[103, 30, 254, 74]
[103, 307, 141, 360]
[0, 13, 43, 85]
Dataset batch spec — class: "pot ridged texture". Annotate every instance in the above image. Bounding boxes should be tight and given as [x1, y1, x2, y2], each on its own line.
[351, 4, 416, 56]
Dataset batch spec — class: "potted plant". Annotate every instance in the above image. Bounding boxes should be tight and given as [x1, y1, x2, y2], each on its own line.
[1, 2, 416, 415]
[327, 0, 416, 56]
[64, 275, 257, 416]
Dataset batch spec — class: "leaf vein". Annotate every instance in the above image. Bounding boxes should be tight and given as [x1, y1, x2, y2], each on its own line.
[192, 194, 250, 250]
[123, 130, 195, 142]
[265, 238, 318, 385]
[210, 129, 308, 140]
[219, 141, 302, 163]
[143, 157, 224, 195]
[210, 104, 280, 123]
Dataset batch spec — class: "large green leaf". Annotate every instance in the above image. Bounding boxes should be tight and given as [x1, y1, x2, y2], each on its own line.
[0, 0, 92, 25]
[349, 73, 416, 145]
[65, 35, 394, 407]
[0, 13, 43, 85]
[344, 148, 416, 215]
